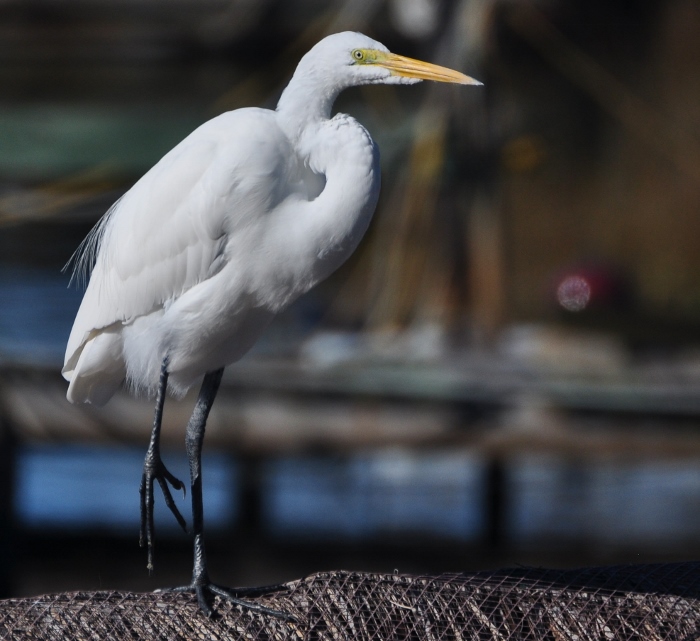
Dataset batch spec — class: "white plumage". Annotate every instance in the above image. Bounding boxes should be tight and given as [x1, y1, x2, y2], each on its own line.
[64, 106, 378, 402]
[66, 36, 371, 402]
[61, 31, 480, 614]
[63, 33, 479, 404]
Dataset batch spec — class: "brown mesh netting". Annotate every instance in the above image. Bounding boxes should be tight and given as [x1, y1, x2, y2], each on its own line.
[2, 563, 700, 640]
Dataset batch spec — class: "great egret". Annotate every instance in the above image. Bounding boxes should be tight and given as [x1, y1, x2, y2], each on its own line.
[63, 31, 481, 616]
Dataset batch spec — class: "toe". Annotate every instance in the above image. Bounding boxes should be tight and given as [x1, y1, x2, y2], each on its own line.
[195, 586, 213, 617]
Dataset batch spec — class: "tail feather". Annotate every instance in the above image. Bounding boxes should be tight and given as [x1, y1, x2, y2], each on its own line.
[63, 329, 126, 406]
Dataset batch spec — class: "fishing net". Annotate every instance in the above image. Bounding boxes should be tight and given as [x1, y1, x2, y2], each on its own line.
[1, 563, 699, 640]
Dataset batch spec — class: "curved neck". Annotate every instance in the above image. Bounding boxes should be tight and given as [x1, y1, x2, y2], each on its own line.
[276, 67, 342, 142]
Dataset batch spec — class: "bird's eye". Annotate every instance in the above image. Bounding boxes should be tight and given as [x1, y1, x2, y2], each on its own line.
[352, 49, 365, 62]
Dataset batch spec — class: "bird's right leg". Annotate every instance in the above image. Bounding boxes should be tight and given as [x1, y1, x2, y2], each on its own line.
[140, 358, 188, 572]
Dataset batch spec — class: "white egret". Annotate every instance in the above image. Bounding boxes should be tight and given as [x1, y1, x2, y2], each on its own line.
[63, 31, 481, 616]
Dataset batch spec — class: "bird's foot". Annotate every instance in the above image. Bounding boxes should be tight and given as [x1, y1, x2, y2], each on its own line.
[139, 448, 187, 571]
[160, 582, 296, 621]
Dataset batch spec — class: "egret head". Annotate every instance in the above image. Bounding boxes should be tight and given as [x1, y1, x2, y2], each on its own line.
[297, 31, 482, 90]
[277, 32, 481, 133]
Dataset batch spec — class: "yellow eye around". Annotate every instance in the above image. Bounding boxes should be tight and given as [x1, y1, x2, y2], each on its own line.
[352, 49, 365, 62]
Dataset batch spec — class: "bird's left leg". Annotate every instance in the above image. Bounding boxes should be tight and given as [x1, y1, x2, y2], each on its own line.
[171, 368, 293, 620]
[140, 358, 187, 572]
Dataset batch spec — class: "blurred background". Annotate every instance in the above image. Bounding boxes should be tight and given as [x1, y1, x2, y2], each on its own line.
[2, 0, 700, 600]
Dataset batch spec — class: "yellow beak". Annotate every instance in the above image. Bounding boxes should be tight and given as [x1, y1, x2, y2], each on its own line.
[376, 52, 482, 85]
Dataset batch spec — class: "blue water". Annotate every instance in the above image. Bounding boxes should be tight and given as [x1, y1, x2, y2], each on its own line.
[14, 443, 700, 548]
[13, 445, 486, 541]
[510, 455, 700, 546]
[15, 444, 235, 532]
[265, 451, 485, 540]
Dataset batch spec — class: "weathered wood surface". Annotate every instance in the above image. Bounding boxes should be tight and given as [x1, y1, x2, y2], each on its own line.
[1, 564, 699, 640]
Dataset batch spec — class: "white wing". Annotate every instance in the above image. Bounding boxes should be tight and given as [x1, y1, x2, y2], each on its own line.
[63, 107, 292, 385]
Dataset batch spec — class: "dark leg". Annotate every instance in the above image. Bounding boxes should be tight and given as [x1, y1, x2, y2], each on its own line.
[140, 358, 187, 572]
[172, 368, 294, 620]
[185, 367, 223, 605]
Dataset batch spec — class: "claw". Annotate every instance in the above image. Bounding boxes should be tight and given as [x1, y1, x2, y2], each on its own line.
[195, 586, 212, 618]
[139, 452, 188, 572]
[165, 583, 296, 621]
[156, 475, 188, 532]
